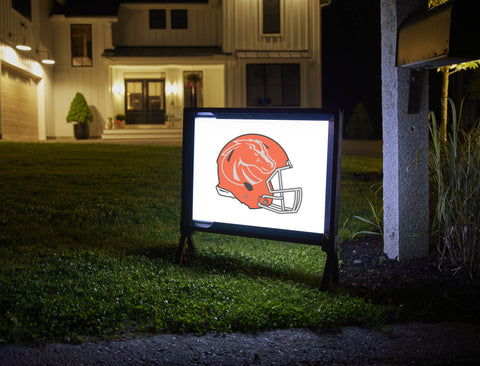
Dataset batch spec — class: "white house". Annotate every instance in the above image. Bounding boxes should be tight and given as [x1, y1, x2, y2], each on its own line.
[0, 0, 330, 141]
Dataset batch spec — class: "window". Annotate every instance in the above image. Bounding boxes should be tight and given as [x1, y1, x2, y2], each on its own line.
[71, 25, 92, 67]
[263, 0, 281, 34]
[149, 9, 166, 29]
[247, 64, 300, 107]
[12, 0, 31, 20]
[126, 81, 143, 111]
[171, 9, 188, 29]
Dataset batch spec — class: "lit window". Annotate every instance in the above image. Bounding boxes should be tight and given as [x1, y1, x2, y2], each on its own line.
[71, 24, 92, 67]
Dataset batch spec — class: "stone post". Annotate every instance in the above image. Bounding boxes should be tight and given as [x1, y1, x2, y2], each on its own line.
[381, 0, 429, 260]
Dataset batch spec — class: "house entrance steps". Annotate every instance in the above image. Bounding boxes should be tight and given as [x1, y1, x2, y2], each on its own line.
[102, 125, 182, 143]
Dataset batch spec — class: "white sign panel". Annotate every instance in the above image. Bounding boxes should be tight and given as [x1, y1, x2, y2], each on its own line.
[191, 117, 331, 235]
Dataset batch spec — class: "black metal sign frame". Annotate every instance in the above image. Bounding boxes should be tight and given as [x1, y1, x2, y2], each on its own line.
[176, 108, 342, 290]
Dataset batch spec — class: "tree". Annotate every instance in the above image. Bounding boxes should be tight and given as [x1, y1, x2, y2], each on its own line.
[437, 61, 480, 140]
[427, 1, 480, 139]
[428, 0, 449, 9]
[345, 102, 373, 139]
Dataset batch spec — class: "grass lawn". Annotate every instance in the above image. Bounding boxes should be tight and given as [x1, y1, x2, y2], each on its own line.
[0, 142, 384, 344]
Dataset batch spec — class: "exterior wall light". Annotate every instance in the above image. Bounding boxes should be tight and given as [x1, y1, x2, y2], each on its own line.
[112, 83, 125, 95]
[41, 57, 55, 65]
[16, 42, 31, 51]
[166, 82, 178, 95]
[37, 49, 55, 64]
[10, 23, 31, 51]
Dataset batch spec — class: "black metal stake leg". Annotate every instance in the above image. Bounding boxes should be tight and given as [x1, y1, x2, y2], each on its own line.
[320, 247, 339, 291]
[175, 234, 195, 265]
[175, 235, 187, 265]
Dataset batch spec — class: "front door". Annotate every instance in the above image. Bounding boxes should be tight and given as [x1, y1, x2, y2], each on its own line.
[125, 79, 165, 124]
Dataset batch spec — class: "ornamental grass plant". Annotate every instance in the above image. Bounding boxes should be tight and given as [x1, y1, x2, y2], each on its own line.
[0, 143, 384, 344]
[429, 99, 480, 280]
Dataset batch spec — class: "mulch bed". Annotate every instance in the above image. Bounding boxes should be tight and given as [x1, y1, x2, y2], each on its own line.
[338, 236, 480, 323]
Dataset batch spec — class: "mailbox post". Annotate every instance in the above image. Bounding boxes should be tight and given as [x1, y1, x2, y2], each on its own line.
[381, 0, 430, 261]
[381, 0, 479, 261]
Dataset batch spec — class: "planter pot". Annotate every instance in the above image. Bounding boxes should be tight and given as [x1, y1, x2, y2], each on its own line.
[74, 123, 89, 140]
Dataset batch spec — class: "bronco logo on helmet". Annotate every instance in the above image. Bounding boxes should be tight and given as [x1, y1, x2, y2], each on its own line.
[216, 134, 302, 214]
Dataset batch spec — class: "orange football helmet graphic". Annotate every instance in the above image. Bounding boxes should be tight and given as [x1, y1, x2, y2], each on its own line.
[216, 134, 302, 213]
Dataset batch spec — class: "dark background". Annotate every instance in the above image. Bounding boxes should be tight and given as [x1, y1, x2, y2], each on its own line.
[322, 0, 382, 139]
[322, 0, 480, 140]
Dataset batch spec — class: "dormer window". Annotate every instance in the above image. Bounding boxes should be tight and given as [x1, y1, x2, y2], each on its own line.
[71, 24, 92, 67]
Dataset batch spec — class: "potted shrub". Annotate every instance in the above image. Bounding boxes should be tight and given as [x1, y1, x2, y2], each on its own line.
[184, 72, 202, 107]
[115, 114, 126, 128]
[66, 92, 93, 139]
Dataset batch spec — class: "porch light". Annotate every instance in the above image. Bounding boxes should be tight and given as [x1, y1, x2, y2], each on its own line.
[112, 83, 125, 95]
[166, 82, 178, 95]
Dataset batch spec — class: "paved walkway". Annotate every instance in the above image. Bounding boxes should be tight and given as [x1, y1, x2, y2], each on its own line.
[1, 323, 480, 365]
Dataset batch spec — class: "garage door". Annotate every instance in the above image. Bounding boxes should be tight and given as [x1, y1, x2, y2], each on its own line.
[1, 64, 38, 140]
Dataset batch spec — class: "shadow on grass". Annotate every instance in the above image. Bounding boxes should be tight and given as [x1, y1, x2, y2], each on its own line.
[183, 249, 323, 289]
[111, 238, 325, 289]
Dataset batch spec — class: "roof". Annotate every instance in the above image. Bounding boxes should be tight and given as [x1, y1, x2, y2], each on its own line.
[50, 0, 120, 17]
[236, 50, 312, 59]
[50, 0, 208, 17]
[121, 0, 208, 3]
[102, 46, 225, 58]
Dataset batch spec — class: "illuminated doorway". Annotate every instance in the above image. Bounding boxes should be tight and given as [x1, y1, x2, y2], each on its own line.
[125, 79, 166, 124]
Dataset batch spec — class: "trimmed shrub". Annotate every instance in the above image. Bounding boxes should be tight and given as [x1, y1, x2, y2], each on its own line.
[345, 103, 373, 139]
[66, 92, 93, 124]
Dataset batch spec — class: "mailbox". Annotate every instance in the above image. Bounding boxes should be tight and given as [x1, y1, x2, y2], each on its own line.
[397, 0, 480, 68]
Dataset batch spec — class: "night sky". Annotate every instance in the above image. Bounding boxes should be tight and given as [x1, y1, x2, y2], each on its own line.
[322, 0, 382, 139]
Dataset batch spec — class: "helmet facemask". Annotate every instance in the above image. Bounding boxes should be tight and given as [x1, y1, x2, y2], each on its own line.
[258, 162, 302, 213]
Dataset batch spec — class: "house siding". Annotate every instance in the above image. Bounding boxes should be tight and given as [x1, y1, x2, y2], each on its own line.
[113, 5, 220, 47]
[1, 0, 327, 141]
[223, 0, 313, 52]
[223, 0, 323, 108]
[51, 19, 112, 138]
[0, 0, 54, 140]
